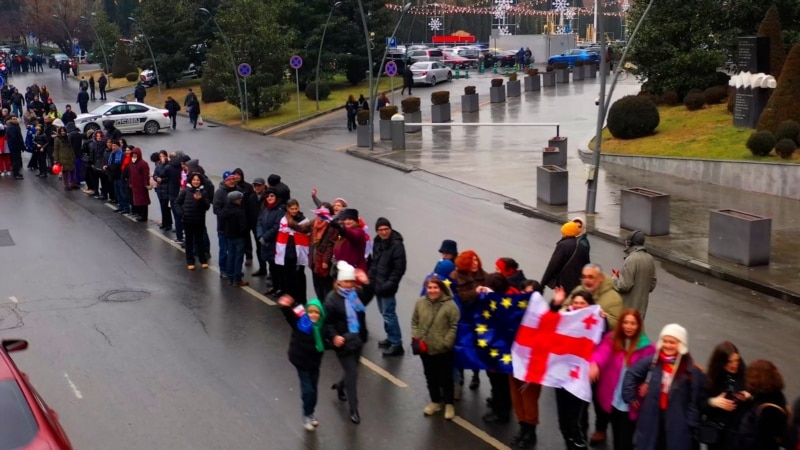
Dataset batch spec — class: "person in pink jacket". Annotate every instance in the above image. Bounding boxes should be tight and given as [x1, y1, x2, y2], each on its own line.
[589, 308, 656, 450]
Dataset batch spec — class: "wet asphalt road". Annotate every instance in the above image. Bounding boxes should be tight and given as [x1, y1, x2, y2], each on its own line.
[0, 69, 799, 450]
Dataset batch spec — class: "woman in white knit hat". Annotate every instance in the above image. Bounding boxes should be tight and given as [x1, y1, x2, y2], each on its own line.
[622, 323, 707, 450]
[322, 260, 372, 425]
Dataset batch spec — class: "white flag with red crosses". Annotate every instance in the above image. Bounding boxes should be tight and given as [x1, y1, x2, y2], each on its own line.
[511, 292, 604, 402]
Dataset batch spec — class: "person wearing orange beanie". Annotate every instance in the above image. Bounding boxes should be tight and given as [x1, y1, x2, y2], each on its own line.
[540, 222, 591, 293]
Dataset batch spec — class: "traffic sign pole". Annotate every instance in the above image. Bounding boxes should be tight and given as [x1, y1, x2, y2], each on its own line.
[289, 55, 303, 117]
[238, 63, 253, 124]
[385, 61, 398, 105]
[295, 68, 301, 116]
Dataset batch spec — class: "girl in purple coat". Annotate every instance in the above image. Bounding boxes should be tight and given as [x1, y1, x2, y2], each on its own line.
[589, 308, 655, 450]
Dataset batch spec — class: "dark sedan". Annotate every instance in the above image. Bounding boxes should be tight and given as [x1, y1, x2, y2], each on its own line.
[547, 48, 601, 67]
[480, 50, 518, 67]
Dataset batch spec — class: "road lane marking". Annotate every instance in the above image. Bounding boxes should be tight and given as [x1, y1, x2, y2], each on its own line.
[359, 357, 408, 388]
[63, 373, 83, 399]
[9, 296, 18, 303]
[452, 416, 512, 450]
[145, 225, 510, 449]
[146, 228, 276, 305]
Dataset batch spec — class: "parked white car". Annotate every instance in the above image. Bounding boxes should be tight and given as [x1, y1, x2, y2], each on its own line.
[74, 101, 171, 135]
[410, 61, 453, 86]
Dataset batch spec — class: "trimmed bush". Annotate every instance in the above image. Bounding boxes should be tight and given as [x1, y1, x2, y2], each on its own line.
[464, 86, 476, 95]
[111, 41, 136, 79]
[758, 45, 800, 133]
[125, 72, 139, 82]
[491, 78, 504, 87]
[508, 72, 517, 81]
[379, 105, 398, 120]
[746, 131, 776, 156]
[431, 91, 450, 105]
[661, 91, 679, 106]
[356, 110, 370, 125]
[776, 120, 800, 145]
[545, 65, 554, 72]
[554, 62, 568, 70]
[201, 76, 225, 103]
[526, 68, 539, 76]
[684, 93, 705, 111]
[607, 95, 660, 140]
[304, 81, 331, 101]
[401, 97, 420, 113]
[757, 5, 786, 79]
[774, 138, 797, 159]
[703, 86, 727, 105]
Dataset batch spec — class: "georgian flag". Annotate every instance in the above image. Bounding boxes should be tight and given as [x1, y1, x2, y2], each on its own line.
[511, 292, 604, 402]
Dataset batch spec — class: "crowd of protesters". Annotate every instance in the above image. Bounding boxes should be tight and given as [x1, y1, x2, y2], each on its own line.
[5, 79, 796, 449]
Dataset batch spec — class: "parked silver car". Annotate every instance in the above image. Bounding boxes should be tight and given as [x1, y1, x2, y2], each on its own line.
[410, 61, 453, 86]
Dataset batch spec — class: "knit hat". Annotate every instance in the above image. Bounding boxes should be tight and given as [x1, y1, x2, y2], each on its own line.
[438, 239, 458, 255]
[336, 261, 356, 281]
[561, 222, 580, 238]
[252, 177, 265, 185]
[433, 259, 455, 279]
[339, 208, 359, 221]
[224, 174, 237, 183]
[375, 217, 392, 229]
[658, 324, 689, 355]
[267, 174, 281, 186]
[265, 187, 278, 196]
[222, 170, 233, 180]
[227, 191, 244, 202]
[626, 230, 646, 247]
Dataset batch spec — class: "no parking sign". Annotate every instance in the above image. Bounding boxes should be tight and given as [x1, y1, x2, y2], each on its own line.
[385, 61, 398, 77]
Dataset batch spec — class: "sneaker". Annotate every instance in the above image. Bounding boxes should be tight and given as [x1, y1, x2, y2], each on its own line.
[423, 402, 442, 416]
[172, 238, 184, 244]
[382, 345, 405, 357]
[302, 416, 315, 431]
[201, 263, 209, 269]
[469, 372, 480, 390]
[187, 265, 196, 270]
[309, 415, 319, 427]
[444, 404, 455, 420]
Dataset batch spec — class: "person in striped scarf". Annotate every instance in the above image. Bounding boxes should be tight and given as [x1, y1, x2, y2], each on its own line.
[275, 199, 312, 304]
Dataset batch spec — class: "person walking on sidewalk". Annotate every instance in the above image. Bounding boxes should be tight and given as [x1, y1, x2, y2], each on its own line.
[134, 83, 146, 103]
[401, 65, 414, 95]
[98, 73, 107, 100]
[345, 95, 358, 131]
[369, 217, 407, 357]
[414, 276, 460, 421]
[612, 230, 657, 319]
[165, 96, 180, 130]
[88, 75, 96, 101]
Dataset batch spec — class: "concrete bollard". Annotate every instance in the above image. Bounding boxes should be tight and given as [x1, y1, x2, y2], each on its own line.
[391, 113, 405, 151]
[708, 209, 771, 266]
[620, 188, 671, 236]
[548, 136, 568, 156]
[537, 165, 569, 206]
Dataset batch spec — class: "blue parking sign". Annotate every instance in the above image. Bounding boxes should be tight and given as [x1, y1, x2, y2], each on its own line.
[386, 36, 397, 49]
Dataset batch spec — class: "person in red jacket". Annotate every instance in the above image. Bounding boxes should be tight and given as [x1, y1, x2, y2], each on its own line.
[126, 147, 151, 222]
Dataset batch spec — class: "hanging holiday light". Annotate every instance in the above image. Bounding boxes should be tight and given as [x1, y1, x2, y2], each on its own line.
[429, 17, 443, 31]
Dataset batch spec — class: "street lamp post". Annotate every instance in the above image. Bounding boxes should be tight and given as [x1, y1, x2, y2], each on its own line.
[370, 2, 413, 138]
[199, 8, 246, 124]
[52, 15, 78, 74]
[355, 0, 375, 150]
[81, 13, 110, 82]
[315, 1, 343, 111]
[128, 17, 161, 98]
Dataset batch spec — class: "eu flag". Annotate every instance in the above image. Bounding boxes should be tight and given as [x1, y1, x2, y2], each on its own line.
[455, 292, 530, 374]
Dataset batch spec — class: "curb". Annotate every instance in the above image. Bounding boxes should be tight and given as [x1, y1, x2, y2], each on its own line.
[345, 148, 416, 173]
[263, 106, 346, 135]
[504, 200, 800, 306]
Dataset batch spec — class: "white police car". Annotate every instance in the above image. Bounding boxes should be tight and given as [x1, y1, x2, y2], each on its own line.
[74, 101, 171, 135]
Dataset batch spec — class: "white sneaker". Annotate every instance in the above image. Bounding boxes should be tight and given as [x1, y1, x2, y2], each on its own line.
[309, 414, 319, 427]
[302, 416, 315, 431]
[423, 402, 443, 416]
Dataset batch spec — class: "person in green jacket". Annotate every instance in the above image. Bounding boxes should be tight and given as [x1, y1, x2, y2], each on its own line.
[412, 276, 460, 420]
[566, 263, 623, 329]
[612, 230, 657, 319]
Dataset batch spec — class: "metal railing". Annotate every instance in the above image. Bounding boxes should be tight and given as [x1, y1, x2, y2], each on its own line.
[403, 122, 561, 137]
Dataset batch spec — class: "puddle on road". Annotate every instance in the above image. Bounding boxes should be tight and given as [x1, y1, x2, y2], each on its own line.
[99, 290, 151, 303]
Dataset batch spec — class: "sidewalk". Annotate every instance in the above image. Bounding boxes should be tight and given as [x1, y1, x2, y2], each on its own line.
[344, 75, 800, 304]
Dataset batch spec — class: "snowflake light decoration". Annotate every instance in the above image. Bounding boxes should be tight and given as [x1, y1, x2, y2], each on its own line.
[494, 0, 512, 18]
[621, 0, 630, 12]
[556, 25, 565, 34]
[498, 26, 511, 36]
[553, 0, 568, 12]
[564, 8, 576, 20]
[429, 17, 442, 32]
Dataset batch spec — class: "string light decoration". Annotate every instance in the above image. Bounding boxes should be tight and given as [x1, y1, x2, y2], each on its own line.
[553, 0, 568, 11]
[382, 2, 627, 17]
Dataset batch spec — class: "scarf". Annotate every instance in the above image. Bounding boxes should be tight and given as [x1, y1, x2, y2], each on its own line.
[294, 299, 326, 352]
[312, 218, 329, 244]
[659, 351, 678, 410]
[338, 286, 365, 333]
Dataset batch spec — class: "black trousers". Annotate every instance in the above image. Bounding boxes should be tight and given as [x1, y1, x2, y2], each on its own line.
[131, 204, 148, 220]
[36, 151, 47, 174]
[592, 382, 610, 432]
[89, 86, 95, 100]
[99, 171, 114, 200]
[336, 350, 361, 412]
[268, 261, 283, 293]
[312, 272, 333, 301]
[10, 150, 21, 175]
[556, 388, 589, 448]
[99, 86, 106, 100]
[421, 351, 455, 404]
[488, 371, 512, 419]
[185, 223, 208, 265]
[159, 198, 172, 227]
[281, 263, 307, 304]
[610, 407, 635, 450]
[169, 113, 177, 129]
[84, 165, 98, 191]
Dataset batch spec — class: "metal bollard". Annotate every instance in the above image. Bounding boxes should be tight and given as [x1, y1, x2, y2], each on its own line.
[391, 113, 405, 151]
[480, 62, 485, 74]
[493, 63, 498, 74]
[455, 66, 460, 79]
[465, 67, 470, 79]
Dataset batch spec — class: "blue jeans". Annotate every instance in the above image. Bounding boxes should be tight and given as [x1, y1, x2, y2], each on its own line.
[377, 295, 402, 347]
[217, 233, 229, 277]
[296, 368, 319, 417]
[114, 179, 130, 212]
[225, 237, 245, 282]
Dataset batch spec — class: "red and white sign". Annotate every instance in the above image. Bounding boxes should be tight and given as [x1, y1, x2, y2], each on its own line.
[511, 292, 604, 401]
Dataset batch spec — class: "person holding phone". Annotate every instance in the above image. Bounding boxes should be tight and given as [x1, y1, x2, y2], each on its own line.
[700, 341, 749, 450]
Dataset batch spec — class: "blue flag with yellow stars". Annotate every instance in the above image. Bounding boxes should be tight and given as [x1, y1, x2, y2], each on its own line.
[455, 291, 531, 373]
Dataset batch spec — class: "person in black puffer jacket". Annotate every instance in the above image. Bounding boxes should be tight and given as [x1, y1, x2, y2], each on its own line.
[90, 131, 110, 200]
[257, 187, 286, 296]
[367, 217, 407, 356]
[277, 294, 328, 431]
[152, 151, 172, 231]
[220, 191, 250, 287]
[175, 172, 210, 269]
[165, 151, 190, 243]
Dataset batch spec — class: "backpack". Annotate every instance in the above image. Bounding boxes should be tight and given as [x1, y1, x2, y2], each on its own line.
[738, 401, 789, 449]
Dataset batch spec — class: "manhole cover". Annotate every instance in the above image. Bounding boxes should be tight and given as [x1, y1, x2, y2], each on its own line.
[100, 290, 150, 302]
